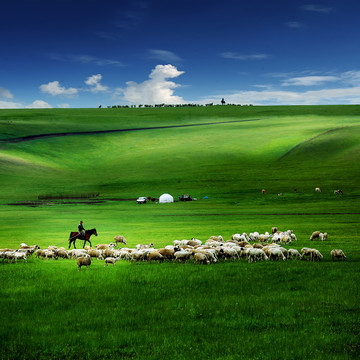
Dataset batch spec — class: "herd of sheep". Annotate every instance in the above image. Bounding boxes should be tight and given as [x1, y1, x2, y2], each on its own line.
[0, 228, 347, 270]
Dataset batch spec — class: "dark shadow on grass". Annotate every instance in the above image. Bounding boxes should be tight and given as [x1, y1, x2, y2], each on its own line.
[0, 118, 262, 143]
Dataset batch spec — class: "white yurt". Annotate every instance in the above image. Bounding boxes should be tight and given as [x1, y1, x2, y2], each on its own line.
[159, 193, 174, 203]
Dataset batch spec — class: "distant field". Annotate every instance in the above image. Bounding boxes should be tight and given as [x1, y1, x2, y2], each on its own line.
[0, 105, 359, 359]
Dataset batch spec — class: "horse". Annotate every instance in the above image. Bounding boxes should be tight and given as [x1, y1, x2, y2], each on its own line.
[68, 228, 98, 249]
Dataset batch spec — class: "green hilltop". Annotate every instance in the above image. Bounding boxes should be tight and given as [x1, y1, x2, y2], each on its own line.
[0, 105, 359, 202]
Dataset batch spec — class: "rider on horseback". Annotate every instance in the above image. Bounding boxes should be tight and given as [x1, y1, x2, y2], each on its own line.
[78, 221, 85, 240]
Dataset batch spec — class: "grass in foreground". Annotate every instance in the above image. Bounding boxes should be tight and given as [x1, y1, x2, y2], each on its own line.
[0, 256, 359, 360]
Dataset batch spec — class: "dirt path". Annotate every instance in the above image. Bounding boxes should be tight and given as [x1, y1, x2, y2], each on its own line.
[1, 118, 261, 143]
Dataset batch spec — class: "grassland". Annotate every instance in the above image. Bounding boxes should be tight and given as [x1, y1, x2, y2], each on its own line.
[0, 105, 359, 359]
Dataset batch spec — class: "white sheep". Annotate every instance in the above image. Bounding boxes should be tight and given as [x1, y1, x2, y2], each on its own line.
[104, 257, 120, 266]
[174, 250, 193, 262]
[247, 248, 268, 263]
[114, 235, 127, 247]
[310, 249, 323, 261]
[301, 247, 313, 260]
[330, 249, 346, 261]
[259, 234, 271, 243]
[147, 251, 164, 262]
[77, 255, 91, 271]
[131, 249, 148, 262]
[271, 233, 282, 243]
[288, 249, 301, 260]
[194, 252, 210, 265]
[95, 243, 116, 250]
[88, 249, 104, 260]
[136, 243, 154, 250]
[187, 238, 202, 247]
[249, 232, 259, 241]
[267, 247, 286, 261]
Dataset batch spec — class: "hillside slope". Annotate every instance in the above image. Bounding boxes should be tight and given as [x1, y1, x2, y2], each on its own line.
[0, 105, 359, 202]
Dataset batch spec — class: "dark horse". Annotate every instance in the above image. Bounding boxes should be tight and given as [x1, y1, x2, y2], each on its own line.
[68, 228, 98, 249]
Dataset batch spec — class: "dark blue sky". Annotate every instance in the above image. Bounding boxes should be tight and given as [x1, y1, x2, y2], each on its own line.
[1, 0, 359, 108]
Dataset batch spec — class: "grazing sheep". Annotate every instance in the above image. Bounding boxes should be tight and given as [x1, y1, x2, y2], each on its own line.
[131, 250, 148, 262]
[95, 243, 116, 250]
[199, 249, 218, 263]
[147, 251, 164, 262]
[4, 251, 27, 263]
[315, 187, 321, 192]
[222, 247, 239, 261]
[290, 233, 297, 241]
[114, 235, 127, 247]
[174, 250, 193, 262]
[271, 227, 278, 234]
[69, 249, 88, 259]
[77, 255, 91, 271]
[280, 233, 292, 244]
[334, 189, 343, 194]
[158, 248, 175, 260]
[57, 249, 70, 259]
[310, 231, 321, 241]
[310, 249, 323, 261]
[103, 249, 117, 258]
[331, 249, 346, 261]
[20, 244, 40, 255]
[136, 243, 154, 250]
[259, 234, 271, 243]
[88, 249, 104, 260]
[208, 235, 224, 242]
[267, 247, 286, 261]
[320, 232, 328, 241]
[194, 252, 210, 265]
[187, 238, 202, 247]
[104, 257, 120, 266]
[288, 249, 301, 260]
[271, 233, 282, 243]
[249, 232, 260, 241]
[247, 248, 268, 263]
[301, 247, 313, 260]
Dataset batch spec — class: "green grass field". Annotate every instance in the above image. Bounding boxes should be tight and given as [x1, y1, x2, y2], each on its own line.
[0, 105, 359, 359]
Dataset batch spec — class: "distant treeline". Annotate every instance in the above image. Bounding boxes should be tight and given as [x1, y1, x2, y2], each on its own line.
[99, 103, 253, 109]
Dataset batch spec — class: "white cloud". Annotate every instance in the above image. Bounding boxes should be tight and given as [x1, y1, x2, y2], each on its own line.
[0, 87, 13, 99]
[0, 99, 53, 109]
[0, 101, 23, 109]
[26, 100, 52, 109]
[85, 74, 108, 93]
[119, 64, 186, 104]
[40, 81, 78, 96]
[303, 4, 332, 13]
[282, 76, 339, 86]
[58, 103, 71, 108]
[341, 71, 360, 86]
[199, 87, 360, 106]
[221, 52, 271, 60]
[148, 49, 182, 62]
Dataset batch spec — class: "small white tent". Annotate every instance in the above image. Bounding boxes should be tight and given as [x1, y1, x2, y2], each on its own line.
[159, 193, 174, 203]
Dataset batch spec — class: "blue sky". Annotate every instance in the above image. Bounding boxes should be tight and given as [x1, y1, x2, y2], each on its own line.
[1, 0, 359, 108]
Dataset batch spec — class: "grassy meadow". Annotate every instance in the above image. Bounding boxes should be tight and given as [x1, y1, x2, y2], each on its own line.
[0, 105, 359, 359]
